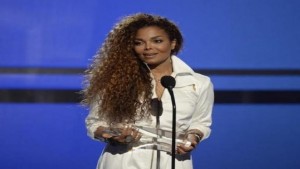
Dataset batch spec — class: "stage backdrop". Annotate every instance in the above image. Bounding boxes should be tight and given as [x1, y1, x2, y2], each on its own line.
[0, 0, 299, 169]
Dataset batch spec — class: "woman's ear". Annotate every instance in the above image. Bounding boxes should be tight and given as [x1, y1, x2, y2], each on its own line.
[171, 39, 177, 50]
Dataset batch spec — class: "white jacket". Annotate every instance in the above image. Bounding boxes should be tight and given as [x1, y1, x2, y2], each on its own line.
[85, 55, 214, 169]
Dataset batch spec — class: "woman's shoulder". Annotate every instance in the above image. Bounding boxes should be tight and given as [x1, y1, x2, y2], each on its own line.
[192, 72, 211, 83]
[175, 72, 212, 89]
[189, 72, 213, 91]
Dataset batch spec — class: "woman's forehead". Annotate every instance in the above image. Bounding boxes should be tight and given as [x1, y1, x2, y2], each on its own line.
[135, 26, 168, 37]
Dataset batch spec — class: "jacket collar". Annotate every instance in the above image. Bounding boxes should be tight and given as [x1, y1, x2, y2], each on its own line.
[171, 55, 198, 87]
[171, 55, 194, 77]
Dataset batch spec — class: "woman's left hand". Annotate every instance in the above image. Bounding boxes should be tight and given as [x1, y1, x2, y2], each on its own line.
[176, 134, 199, 155]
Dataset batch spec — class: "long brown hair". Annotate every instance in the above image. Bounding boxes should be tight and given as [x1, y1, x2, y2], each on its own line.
[82, 13, 183, 125]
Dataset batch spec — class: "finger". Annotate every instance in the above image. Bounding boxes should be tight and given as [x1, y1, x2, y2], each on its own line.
[176, 146, 187, 155]
[178, 144, 194, 153]
[125, 130, 142, 143]
[109, 135, 122, 143]
[122, 126, 131, 135]
[133, 133, 142, 142]
[112, 126, 139, 143]
[190, 140, 198, 148]
[131, 128, 140, 138]
[113, 135, 131, 144]
[102, 133, 113, 138]
[125, 126, 137, 135]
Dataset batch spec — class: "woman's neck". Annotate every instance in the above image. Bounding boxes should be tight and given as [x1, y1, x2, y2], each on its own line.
[150, 57, 173, 85]
[149, 57, 173, 75]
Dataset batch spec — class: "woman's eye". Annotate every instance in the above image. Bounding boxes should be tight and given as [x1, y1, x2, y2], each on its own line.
[154, 39, 163, 43]
[134, 41, 142, 46]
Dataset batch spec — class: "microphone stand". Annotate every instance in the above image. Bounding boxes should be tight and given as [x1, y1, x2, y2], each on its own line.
[166, 87, 176, 169]
[160, 76, 176, 169]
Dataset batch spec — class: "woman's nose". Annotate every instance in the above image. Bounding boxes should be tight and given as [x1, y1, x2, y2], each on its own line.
[144, 42, 152, 50]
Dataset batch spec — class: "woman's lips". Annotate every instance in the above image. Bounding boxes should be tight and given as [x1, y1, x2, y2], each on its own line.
[143, 53, 157, 58]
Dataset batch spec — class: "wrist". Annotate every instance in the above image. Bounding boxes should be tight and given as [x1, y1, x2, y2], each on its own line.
[193, 133, 202, 143]
[187, 130, 203, 143]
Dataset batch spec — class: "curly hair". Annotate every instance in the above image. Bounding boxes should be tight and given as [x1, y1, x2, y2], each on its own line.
[82, 13, 184, 125]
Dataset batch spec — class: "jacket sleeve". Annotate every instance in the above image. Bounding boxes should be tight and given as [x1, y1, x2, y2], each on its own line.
[85, 101, 108, 140]
[189, 78, 214, 141]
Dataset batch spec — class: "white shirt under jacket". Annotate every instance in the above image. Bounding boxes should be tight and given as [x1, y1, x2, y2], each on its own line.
[85, 55, 214, 169]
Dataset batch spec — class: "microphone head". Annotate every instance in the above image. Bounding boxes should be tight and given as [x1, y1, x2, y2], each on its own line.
[161, 76, 176, 89]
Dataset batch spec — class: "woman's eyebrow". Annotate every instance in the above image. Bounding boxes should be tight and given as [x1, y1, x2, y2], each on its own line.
[135, 36, 164, 40]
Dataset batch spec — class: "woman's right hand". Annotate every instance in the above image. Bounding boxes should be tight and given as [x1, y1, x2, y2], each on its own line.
[95, 126, 142, 144]
[110, 126, 142, 144]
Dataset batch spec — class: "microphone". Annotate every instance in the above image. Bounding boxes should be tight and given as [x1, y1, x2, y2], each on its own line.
[161, 76, 176, 89]
[160, 76, 176, 169]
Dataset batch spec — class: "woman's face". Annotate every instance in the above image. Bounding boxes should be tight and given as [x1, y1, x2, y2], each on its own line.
[134, 26, 176, 68]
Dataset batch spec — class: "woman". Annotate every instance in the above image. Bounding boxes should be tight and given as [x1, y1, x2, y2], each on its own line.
[82, 13, 214, 169]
